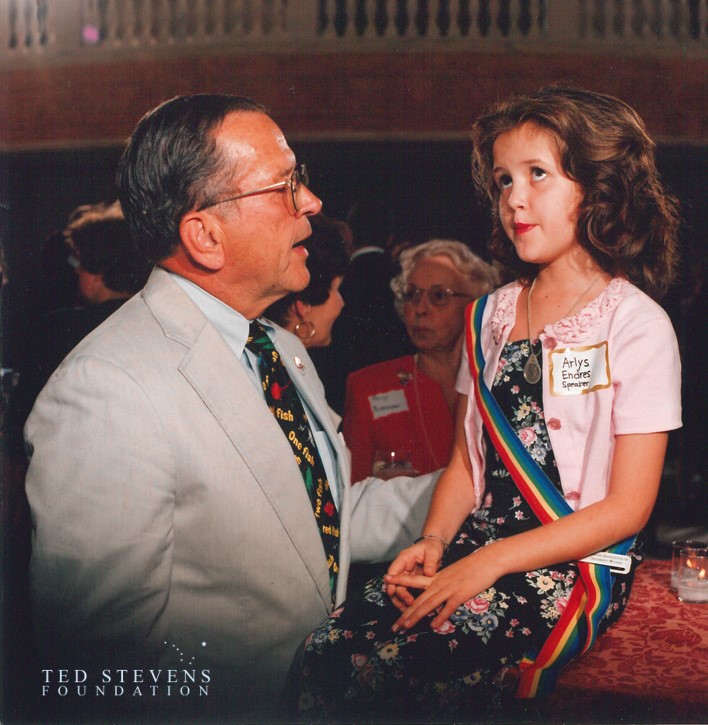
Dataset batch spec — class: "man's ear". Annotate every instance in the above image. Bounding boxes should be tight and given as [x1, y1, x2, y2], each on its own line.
[179, 212, 226, 271]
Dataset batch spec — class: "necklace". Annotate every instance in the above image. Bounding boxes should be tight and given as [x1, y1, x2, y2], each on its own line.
[412, 354, 443, 470]
[523, 273, 601, 384]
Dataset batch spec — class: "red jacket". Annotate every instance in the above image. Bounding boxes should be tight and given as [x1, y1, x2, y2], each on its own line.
[343, 355, 454, 483]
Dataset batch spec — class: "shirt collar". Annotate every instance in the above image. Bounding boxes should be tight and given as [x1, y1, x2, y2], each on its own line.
[167, 272, 273, 358]
[350, 246, 384, 261]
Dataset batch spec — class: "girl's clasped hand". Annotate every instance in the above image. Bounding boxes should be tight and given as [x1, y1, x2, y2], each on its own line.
[386, 542, 502, 632]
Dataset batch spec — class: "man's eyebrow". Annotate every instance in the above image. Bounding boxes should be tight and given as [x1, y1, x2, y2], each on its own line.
[262, 164, 293, 185]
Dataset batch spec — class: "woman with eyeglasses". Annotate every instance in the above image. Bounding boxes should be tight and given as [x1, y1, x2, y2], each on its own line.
[343, 239, 498, 482]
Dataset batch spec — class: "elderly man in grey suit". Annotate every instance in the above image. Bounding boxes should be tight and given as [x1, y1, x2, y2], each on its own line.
[25, 95, 436, 721]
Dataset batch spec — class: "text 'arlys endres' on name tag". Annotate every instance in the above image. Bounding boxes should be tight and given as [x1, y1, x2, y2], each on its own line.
[548, 341, 611, 396]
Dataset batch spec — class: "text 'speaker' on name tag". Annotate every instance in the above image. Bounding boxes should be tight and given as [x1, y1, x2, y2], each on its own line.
[368, 389, 409, 420]
[548, 341, 611, 396]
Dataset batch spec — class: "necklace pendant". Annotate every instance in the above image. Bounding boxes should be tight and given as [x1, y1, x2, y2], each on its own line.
[523, 352, 542, 384]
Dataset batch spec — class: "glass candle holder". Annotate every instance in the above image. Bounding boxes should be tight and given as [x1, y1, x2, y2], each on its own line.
[677, 544, 708, 604]
[671, 539, 705, 590]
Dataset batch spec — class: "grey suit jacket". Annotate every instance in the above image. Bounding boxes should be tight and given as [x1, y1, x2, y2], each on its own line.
[25, 268, 435, 718]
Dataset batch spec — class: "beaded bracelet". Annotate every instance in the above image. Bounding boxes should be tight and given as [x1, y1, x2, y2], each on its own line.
[413, 533, 449, 552]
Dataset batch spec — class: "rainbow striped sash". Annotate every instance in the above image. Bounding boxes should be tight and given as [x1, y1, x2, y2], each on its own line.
[466, 295, 634, 698]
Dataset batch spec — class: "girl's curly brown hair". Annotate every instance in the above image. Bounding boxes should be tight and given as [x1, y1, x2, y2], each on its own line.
[470, 83, 680, 300]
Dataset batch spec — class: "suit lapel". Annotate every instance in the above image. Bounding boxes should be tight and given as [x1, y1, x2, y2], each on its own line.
[144, 270, 333, 607]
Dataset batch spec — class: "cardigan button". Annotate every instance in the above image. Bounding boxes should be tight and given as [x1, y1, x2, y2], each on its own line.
[547, 417, 561, 430]
[565, 491, 581, 501]
[543, 336, 557, 350]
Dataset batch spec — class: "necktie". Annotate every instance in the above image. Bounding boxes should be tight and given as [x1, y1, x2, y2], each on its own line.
[246, 320, 340, 597]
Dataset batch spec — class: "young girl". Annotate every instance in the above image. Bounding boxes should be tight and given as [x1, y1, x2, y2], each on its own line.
[290, 85, 682, 722]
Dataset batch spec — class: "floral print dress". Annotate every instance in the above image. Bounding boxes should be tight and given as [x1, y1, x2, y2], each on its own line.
[292, 339, 641, 723]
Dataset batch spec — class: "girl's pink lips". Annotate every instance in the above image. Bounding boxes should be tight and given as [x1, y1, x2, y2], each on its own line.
[513, 222, 536, 234]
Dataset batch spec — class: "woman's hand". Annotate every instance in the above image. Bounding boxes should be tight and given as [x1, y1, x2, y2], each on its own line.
[384, 539, 444, 611]
[385, 546, 501, 632]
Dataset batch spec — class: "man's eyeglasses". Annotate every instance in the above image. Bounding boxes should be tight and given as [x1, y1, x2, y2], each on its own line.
[401, 284, 472, 307]
[198, 164, 309, 213]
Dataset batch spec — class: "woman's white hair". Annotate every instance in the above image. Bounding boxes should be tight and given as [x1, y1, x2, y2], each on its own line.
[391, 239, 499, 316]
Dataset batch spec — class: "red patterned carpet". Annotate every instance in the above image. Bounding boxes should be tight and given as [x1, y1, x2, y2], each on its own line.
[539, 558, 708, 724]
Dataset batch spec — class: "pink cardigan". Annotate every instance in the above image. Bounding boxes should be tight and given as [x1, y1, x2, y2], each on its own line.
[456, 279, 682, 512]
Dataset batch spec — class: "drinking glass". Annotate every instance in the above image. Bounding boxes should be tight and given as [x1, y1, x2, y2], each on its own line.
[372, 449, 419, 480]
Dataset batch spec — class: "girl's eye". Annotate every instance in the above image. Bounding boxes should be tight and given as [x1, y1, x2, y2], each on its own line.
[531, 167, 547, 181]
[497, 174, 512, 190]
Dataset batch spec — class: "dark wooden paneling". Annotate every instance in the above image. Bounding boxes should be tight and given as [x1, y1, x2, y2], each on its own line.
[0, 51, 705, 149]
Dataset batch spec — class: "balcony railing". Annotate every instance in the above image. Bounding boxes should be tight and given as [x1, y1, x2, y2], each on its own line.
[0, 0, 705, 66]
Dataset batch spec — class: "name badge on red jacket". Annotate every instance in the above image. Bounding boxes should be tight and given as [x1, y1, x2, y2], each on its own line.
[368, 390, 409, 419]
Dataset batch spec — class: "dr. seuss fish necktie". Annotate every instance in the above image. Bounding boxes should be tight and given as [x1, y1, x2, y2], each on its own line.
[246, 320, 340, 597]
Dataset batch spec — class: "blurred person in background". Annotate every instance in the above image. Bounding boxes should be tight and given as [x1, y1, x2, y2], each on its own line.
[264, 213, 349, 351]
[20, 201, 152, 411]
[344, 239, 498, 482]
[311, 196, 412, 413]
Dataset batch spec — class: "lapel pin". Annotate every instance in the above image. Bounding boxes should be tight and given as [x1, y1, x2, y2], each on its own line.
[294, 356, 305, 373]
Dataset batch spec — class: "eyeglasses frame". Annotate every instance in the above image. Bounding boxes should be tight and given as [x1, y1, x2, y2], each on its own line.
[401, 284, 473, 307]
[197, 164, 309, 212]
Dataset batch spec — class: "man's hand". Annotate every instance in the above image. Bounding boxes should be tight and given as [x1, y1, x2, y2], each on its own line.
[384, 538, 444, 611]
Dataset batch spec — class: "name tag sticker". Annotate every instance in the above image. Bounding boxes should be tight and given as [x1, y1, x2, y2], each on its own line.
[549, 341, 611, 396]
[369, 390, 409, 419]
[580, 551, 632, 574]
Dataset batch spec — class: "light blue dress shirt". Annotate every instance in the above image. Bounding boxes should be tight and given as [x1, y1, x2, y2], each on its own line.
[169, 273, 341, 508]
